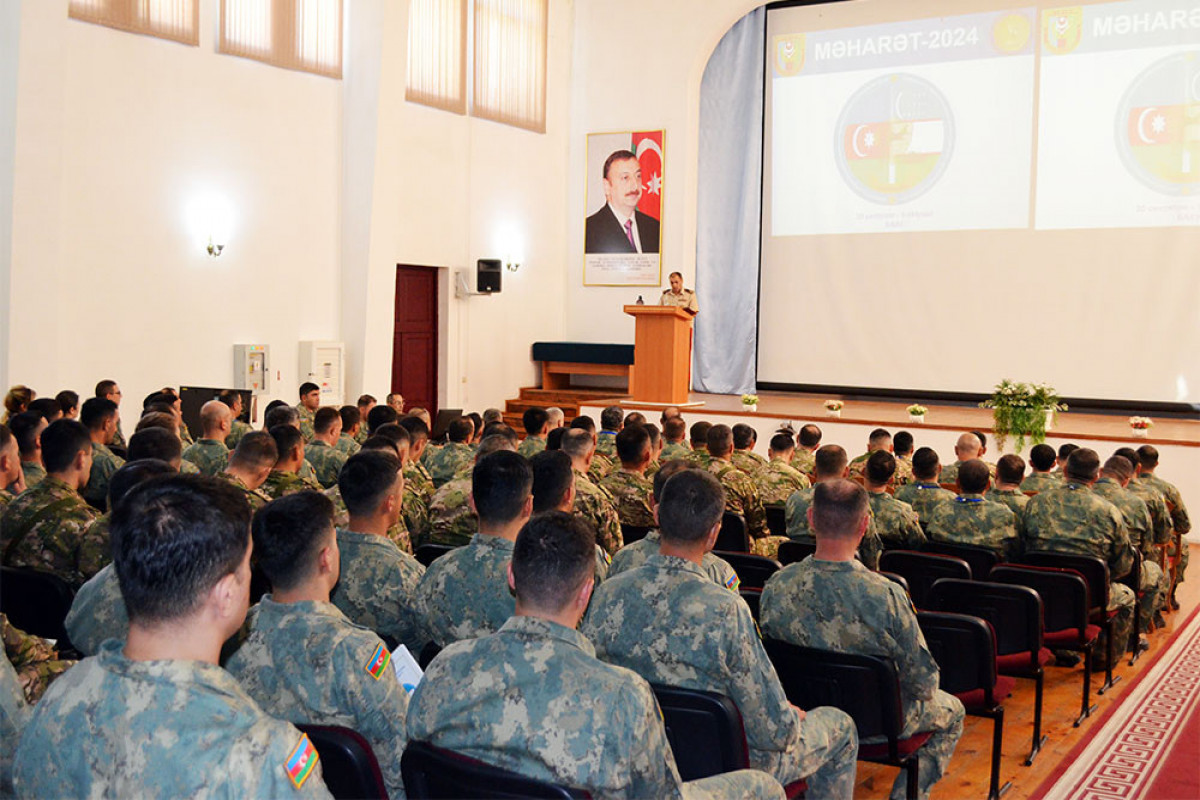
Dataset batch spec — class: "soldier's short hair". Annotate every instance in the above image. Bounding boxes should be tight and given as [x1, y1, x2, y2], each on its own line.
[396, 414, 428, 441]
[522, 407, 549, 436]
[546, 427, 566, 451]
[1113, 447, 1140, 471]
[230, 431, 278, 470]
[512, 511, 595, 612]
[109, 459, 176, 511]
[973, 431, 988, 450]
[811, 479, 868, 540]
[373, 423, 411, 450]
[732, 424, 756, 450]
[1103, 455, 1133, 482]
[127, 428, 182, 464]
[135, 412, 177, 434]
[264, 404, 299, 431]
[996, 454, 1025, 485]
[868, 428, 891, 448]
[658, 469, 725, 544]
[314, 406, 341, 435]
[624, 411, 646, 428]
[299, 382, 320, 398]
[1057, 443, 1079, 461]
[600, 406, 624, 432]
[483, 408, 503, 425]
[814, 445, 848, 478]
[893, 431, 914, 456]
[615, 425, 650, 466]
[339, 405, 360, 431]
[339, 450, 403, 516]
[473, 451, 533, 525]
[546, 407, 565, 426]
[659, 406, 681, 425]
[268, 425, 303, 465]
[911, 447, 940, 480]
[864, 450, 896, 485]
[95, 379, 118, 398]
[142, 391, 173, 410]
[29, 397, 63, 421]
[475, 434, 517, 460]
[466, 412, 483, 438]
[560, 428, 594, 460]
[217, 390, 242, 410]
[569, 415, 596, 434]
[252, 492, 335, 591]
[689, 420, 712, 447]
[360, 436, 400, 457]
[530, 450, 573, 513]
[9, 412, 42, 457]
[958, 460, 990, 494]
[366, 405, 399, 434]
[55, 391, 80, 418]
[447, 417, 472, 443]
[112, 475, 250, 624]
[42, 419, 92, 474]
[1136, 445, 1159, 470]
[1029, 444, 1056, 472]
[142, 402, 176, 420]
[80, 398, 118, 431]
[652, 459, 693, 504]
[663, 417, 686, 442]
[357, 394, 376, 409]
[769, 432, 794, 454]
[706, 424, 733, 457]
[643, 423, 660, 449]
[481, 422, 518, 444]
[1065, 448, 1101, 483]
[798, 424, 822, 449]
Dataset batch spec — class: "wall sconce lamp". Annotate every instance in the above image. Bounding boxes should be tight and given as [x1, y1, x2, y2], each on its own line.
[505, 260, 521, 273]
[206, 236, 225, 258]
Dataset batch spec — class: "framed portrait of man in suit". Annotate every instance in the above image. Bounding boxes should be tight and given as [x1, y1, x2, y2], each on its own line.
[584, 130, 665, 286]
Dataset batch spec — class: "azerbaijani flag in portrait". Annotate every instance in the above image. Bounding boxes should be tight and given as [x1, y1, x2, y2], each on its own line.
[632, 130, 663, 221]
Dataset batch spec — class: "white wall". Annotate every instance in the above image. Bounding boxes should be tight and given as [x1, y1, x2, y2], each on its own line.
[0, 0, 20, 390]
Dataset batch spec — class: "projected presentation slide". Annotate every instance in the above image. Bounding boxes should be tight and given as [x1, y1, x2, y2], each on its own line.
[1036, 0, 1200, 229]
[770, 9, 1036, 236]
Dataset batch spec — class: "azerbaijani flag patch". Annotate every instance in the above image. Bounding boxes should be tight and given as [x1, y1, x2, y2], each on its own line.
[285, 733, 319, 789]
[725, 573, 741, 592]
[364, 643, 391, 680]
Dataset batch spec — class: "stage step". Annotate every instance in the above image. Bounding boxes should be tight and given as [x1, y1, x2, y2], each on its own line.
[499, 387, 631, 431]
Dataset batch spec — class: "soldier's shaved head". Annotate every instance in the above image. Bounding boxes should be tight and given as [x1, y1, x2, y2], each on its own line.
[1102, 455, 1133, 483]
[813, 445, 848, 479]
[1065, 448, 1101, 484]
[199, 400, 231, 436]
[953, 433, 982, 459]
[658, 469, 725, 544]
[810, 479, 868, 540]
[957, 460, 990, 494]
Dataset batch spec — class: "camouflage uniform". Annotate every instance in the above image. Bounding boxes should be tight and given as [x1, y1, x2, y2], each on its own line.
[759, 460, 810, 506]
[925, 495, 1021, 561]
[848, 454, 913, 488]
[226, 418, 252, 451]
[303, 440, 348, 489]
[1126, 477, 1173, 553]
[408, 615, 784, 800]
[334, 433, 361, 457]
[761, 558, 964, 800]
[583, 554, 858, 794]
[400, 488, 428, 551]
[685, 449, 713, 469]
[0, 488, 10, 511]
[789, 449, 816, 478]
[517, 436, 546, 459]
[2, 613, 74, 704]
[608, 531, 740, 590]
[180, 438, 229, 477]
[573, 469, 624, 556]
[426, 442, 475, 489]
[322, 485, 412, 554]
[894, 482, 956, 532]
[867, 492, 924, 549]
[1, 649, 29, 796]
[1093, 478, 1167, 630]
[226, 597, 410, 799]
[81, 442, 125, 509]
[75, 514, 111, 580]
[427, 476, 477, 546]
[295, 404, 316, 442]
[1020, 472, 1060, 494]
[1023, 483, 1136, 655]
[13, 640, 332, 799]
[599, 470, 655, 528]
[595, 431, 618, 459]
[354, 426, 370, 445]
[785, 486, 882, 569]
[215, 472, 273, 512]
[940, 460, 996, 488]
[985, 487, 1030, 527]
[110, 420, 126, 452]
[330, 528, 426, 654]
[64, 564, 127, 656]
[0, 475, 101, 588]
[179, 459, 201, 475]
[588, 452, 615, 482]
[404, 461, 435, 504]
[709, 459, 769, 544]
[18, 461, 45, 491]
[659, 441, 690, 461]
[261, 470, 323, 500]
[1141, 472, 1190, 585]
[731, 449, 769, 479]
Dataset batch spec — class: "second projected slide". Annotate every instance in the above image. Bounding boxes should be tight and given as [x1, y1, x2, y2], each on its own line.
[771, 9, 1036, 235]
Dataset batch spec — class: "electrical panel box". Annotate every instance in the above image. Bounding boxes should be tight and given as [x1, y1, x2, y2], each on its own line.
[234, 344, 271, 395]
[300, 341, 345, 406]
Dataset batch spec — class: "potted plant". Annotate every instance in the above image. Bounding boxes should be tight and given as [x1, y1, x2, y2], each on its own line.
[741, 394, 759, 413]
[980, 380, 1067, 453]
[907, 404, 927, 424]
[1129, 417, 1153, 438]
[824, 399, 844, 418]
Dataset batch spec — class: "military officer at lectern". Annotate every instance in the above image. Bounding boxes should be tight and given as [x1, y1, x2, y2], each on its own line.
[660, 271, 698, 315]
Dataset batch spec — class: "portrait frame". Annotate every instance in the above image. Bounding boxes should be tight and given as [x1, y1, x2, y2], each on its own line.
[583, 130, 666, 287]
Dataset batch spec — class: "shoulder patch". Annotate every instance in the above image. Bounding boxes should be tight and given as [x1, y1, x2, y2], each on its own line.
[725, 573, 741, 592]
[364, 642, 391, 680]
[285, 733, 319, 789]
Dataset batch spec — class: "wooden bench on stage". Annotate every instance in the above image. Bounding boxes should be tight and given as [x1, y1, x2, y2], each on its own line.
[532, 342, 634, 391]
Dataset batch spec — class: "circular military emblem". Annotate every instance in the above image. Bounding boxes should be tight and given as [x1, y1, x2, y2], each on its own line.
[834, 73, 955, 205]
[1116, 51, 1200, 196]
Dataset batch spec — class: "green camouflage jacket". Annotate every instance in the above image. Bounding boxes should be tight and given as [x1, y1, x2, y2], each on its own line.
[181, 439, 229, 477]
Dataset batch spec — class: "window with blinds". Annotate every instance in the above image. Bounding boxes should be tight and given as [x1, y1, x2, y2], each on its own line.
[406, 0, 547, 133]
[68, 0, 200, 46]
[219, 0, 343, 80]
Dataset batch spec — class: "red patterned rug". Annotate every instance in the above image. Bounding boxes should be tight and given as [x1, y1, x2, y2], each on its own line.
[1033, 604, 1200, 800]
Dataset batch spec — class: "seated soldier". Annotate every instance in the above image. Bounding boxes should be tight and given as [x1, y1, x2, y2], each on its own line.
[325, 433, 413, 552]
[561, 428, 623, 556]
[1020, 444, 1060, 494]
[261, 425, 323, 499]
[789, 424, 822, 478]
[368, 403, 399, 436]
[1093, 455, 1167, 632]
[925, 460, 1020, 561]
[894, 447, 956, 531]
[408, 511, 785, 799]
[569, 415, 613, 481]
[862, 451, 924, 549]
[215, 431, 276, 512]
[127, 425, 184, 470]
[218, 390, 251, 451]
[526, 450, 611, 584]
[759, 432, 810, 506]
[939, 432, 993, 487]
[9, 412, 47, 491]
[685, 420, 713, 468]
[1053, 443, 1079, 476]
[706, 424, 774, 556]
[417, 451, 534, 647]
[0, 419, 100, 587]
[55, 390, 80, 421]
[785, 445, 882, 569]
[642, 422, 664, 477]
[585, 471, 858, 796]
[27, 398, 63, 424]
[227, 492, 409, 798]
[545, 406, 565, 429]
[0, 424, 24, 507]
[986, 454, 1030, 526]
[731, 423, 769, 478]
[596, 405, 624, 459]
[1137, 444, 1190, 605]
[761, 480, 965, 800]
[80, 398, 125, 511]
[1115, 446, 1173, 588]
[263, 404, 321, 484]
[518, 407, 550, 458]
[335, 406, 363, 456]
[295, 382, 320, 442]
[64, 460, 179, 655]
[331, 450, 426, 654]
[427, 418, 475, 489]
[15, 475, 332, 798]
[659, 416, 690, 460]
[397, 415, 435, 503]
[354, 395, 376, 443]
[427, 434, 519, 547]
[304, 407, 349, 489]
[606, 459, 739, 589]
[599, 425, 656, 528]
[848, 428, 911, 487]
[893, 430, 915, 470]
[181, 400, 232, 477]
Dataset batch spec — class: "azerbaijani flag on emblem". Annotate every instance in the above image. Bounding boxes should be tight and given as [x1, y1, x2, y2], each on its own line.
[725, 573, 741, 591]
[364, 643, 391, 680]
[285, 734, 319, 789]
[1126, 104, 1200, 187]
[842, 119, 945, 195]
[632, 130, 663, 221]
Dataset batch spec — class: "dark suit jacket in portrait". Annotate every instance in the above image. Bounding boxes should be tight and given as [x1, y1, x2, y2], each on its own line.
[585, 205, 661, 254]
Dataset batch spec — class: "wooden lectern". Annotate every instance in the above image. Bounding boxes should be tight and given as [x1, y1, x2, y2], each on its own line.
[624, 305, 693, 404]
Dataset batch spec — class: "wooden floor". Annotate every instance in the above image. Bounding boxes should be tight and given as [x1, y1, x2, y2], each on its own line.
[852, 543, 1200, 800]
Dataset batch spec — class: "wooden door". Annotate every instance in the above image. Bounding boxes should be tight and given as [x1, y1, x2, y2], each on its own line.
[392, 265, 439, 416]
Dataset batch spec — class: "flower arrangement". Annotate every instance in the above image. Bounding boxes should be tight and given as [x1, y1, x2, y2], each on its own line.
[741, 394, 759, 406]
[980, 380, 1067, 452]
[823, 399, 844, 411]
[1129, 416, 1153, 429]
[907, 404, 928, 416]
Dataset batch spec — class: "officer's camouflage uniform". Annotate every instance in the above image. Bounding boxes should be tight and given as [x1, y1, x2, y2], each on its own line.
[226, 419, 252, 451]
[985, 487, 1029, 534]
[334, 433, 361, 457]
[848, 454, 913, 488]
[894, 482, 956, 532]
[1093, 477, 1167, 630]
[789, 449, 816, 478]
[295, 404, 316, 442]
[2, 613, 74, 704]
[599, 470, 655, 528]
[0, 476, 100, 587]
[304, 440, 348, 489]
[867, 492, 924, 550]
[939, 460, 996, 488]
[731, 449, 769, 479]
[759, 460, 810, 507]
[925, 495, 1020, 561]
[81, 442, 124, 510]
[1140, 472, 1190, 586]
[659, 442, 690, 461]
[785, 485, 882, 569]
[64, 563, 127, 656]
[709, 460, 774, 555]
[607, 531, 741, 591]
[181, 439, 229, 477]
[573, 469, 623, 556]
[426, 442, 475, 489]
[595, 431, 617, 460]
[427, 476, 477, 547]
[215, 472, 273, 512]
[1020, 472, 1060, 494]
[260, 470, 323, 500]
[517, 436, 546, 459]
[19, 462, 45, 491]
[588, 452, 614, 483]
[322, 485, 413, 554]
[330, 528, 426, 654]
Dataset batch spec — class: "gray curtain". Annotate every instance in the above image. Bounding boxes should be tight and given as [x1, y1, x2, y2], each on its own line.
[693, 6, 764, 395]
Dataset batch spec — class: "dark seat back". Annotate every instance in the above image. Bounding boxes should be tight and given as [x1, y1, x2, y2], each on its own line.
[715, 512, 749, 552]
[1020, 552, 1109, 614]
[713, 551, 781, 591]
[297, 725, 388, 800]
[620, 523, 653, 545]
[764, 504, 786, 537]
[879, 571, 911, 596]
[652, 684, 750, 781]
[916, 611, 999, 703]
[402, 740, 590, 799]
[878, 551, 971, 609]
[929, 578, 1043, 661]
[921, 541, 1000, 580]
[990, 565, 1089, 637]
[777, 540, 815, 566]
[415, 544, 457, 568]
[0, 566, 75, 641]
[739, 589, 761, 621]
